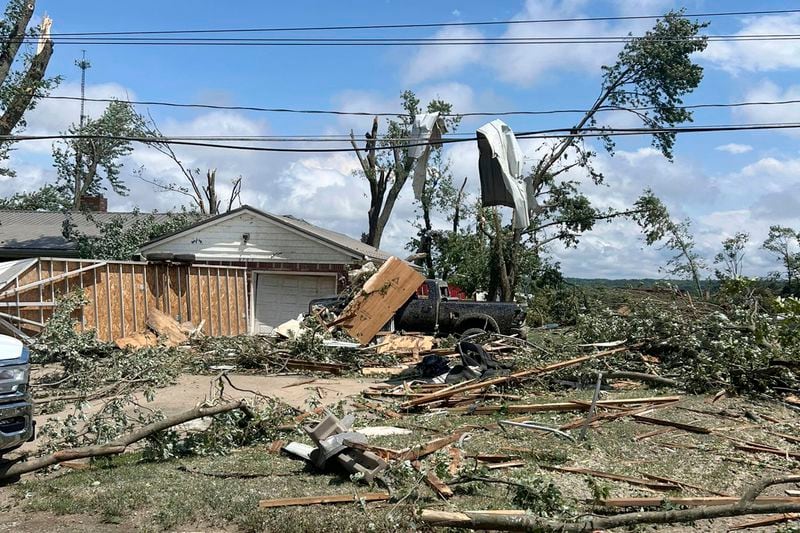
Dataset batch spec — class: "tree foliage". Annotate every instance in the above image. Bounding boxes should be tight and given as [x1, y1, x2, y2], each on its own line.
[714, 232, 749, 281]
[762, 225, 800, 289]
[476, 11, 708, 301]
[53, 100, 146, 208]
[62, 208, 201, 260]
[0, 183, 70, 210]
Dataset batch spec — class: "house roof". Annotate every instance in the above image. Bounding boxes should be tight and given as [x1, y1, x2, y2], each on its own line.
[140, 205, 393, 263]
[0, 210, 174, 257]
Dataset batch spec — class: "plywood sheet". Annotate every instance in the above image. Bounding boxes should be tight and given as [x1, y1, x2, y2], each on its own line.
[336, 257, 424, 345]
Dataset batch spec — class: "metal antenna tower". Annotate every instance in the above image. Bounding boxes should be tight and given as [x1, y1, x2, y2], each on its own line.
[75, 50, 91, 127]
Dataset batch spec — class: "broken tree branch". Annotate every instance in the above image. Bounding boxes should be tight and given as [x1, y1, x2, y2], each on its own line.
[0, 399, 248, 480]
[421, 476, 800, 532]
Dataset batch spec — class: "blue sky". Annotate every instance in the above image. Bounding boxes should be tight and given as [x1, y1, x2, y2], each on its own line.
[6, 0, 800, 278]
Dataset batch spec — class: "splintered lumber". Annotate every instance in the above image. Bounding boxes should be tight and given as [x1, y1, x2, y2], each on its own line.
[115, 331, 158, 350]
[283, 359, 347, 374]
[401, 346, 629, 409]
[729, 513, 800, 531]
[146, 308, 188, 346]
[559, 399, 681, 430]
[398, 431, 466, 461]
[542, 465, 680, 491]
[486, 461, 525, 470]
[640, 473, 730, 497]
[447, 395, 681, 415]
[735, 443, 800, 461]
[374, 333, 435, 355]
[768, 431, 800, 445]
[631, 414, 711, 434]
[633, 427, 676, 441]
[258, 491, 391, 508]
[413, 461, 454, 499]
[333, 257, 425, 345]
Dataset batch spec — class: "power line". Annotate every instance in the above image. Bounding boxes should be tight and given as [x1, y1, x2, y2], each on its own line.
[7, 34, 800, 47]
[5, 122, 800, 153]
[27, 8, 800, 37]
[39, 94, 800, 118]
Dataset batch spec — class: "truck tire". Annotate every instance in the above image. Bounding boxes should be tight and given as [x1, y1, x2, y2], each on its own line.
[461, 327, 489, 340]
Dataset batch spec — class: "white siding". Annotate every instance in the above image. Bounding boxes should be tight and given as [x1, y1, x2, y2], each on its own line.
[144, 212, 355, 263]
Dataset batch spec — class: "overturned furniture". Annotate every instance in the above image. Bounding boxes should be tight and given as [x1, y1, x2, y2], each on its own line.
[0, 257, 248, 342]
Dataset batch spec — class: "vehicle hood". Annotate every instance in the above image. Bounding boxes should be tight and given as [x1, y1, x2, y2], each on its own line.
[0, 334, 24, 361]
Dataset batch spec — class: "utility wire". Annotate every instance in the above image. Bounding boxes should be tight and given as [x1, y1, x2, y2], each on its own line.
[5, 122, 800, 153]
[38, 94, 800, 118]
[24, 8, 800, 36]
[6, 34, 800, 46]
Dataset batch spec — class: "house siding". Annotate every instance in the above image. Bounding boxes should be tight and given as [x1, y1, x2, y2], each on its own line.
[143, 212, 357, 264]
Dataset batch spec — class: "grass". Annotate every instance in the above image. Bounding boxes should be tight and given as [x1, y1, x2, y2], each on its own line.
[11, 388, 800, 532]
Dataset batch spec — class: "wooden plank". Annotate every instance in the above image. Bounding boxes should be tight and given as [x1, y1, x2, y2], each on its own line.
[107, 263, 121, 341]
[224, 268, 232, 335]
[640, 473, 730, 497]
[542, 465, 680, 491]
[118, 263, 126, 337]
[258, 492, 390, 509]
[214, 268, 222, 335]
[397, 431, 465, 461]
[206, 268, 214, 335]
[115, 332, 158, 350]
[413, 461, 453, 499]
[734, 444, 800, 460]
[729, 513, 800, 531]
[233, 269, 241, 335]
[447, 396, 681, 414]
[401, 346, 629, 409]
[631, 414, 711, 434]
[334, 256, 425, 345]
[0, 261, 107, 300]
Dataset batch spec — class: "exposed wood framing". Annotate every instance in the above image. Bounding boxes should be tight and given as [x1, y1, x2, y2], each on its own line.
[0, 258, 247, 342]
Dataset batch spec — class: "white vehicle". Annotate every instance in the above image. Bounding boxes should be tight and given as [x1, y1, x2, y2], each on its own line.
[0, 335, 33, 456]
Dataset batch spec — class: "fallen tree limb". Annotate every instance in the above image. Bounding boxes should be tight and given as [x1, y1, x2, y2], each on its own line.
[401, 346, 630, 409]
[0, 399, 248, 480]
[605, 371, 679, 387]
[420, 475, 800, 532]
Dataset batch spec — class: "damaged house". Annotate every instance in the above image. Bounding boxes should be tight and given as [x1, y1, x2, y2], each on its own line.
[0, 204, 392, 340]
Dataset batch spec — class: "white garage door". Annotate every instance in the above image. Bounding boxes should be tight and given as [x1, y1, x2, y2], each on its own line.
[253, 273, 336, 334]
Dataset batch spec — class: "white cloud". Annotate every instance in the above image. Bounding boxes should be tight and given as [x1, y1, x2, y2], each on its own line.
[715, 143, 752, 154]
[704, 13, 800, 73]
[403, 26, 484, 85]
[733, 80, 800, 134]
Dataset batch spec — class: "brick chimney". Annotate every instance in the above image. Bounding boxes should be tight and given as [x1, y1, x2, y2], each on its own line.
[79, 195, 107, 213]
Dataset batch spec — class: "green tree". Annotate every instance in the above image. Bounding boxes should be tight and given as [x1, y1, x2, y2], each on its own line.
[0, 0, 58, 175]
[62, 209, 200, 260]
[350, 90, 458, 248]
[486, 11, 708, 300]
[0, 183, 69, 210]
[53, 100, 146, 208]
[714, 232, 749, 280]
[762, 225, 800, 289]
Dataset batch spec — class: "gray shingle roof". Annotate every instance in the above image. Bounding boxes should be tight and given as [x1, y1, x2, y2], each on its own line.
[0, 210, 174, 256]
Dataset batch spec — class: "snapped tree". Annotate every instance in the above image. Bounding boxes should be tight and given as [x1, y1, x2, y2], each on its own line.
[138, 116, 244, 215]
[0, 0, 58, 175]
[351, 91, 458, 249]
[480, 11, 709, 300]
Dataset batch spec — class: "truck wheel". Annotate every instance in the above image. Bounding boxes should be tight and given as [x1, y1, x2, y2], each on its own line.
[461, 327, 489, 340]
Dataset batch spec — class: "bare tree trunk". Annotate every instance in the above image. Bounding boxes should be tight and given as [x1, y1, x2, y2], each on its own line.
[0, 0, 35, 86]
[0, 40, 53, 136]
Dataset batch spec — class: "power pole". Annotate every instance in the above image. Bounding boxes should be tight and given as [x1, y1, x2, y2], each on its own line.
[73, 51, 91, 208]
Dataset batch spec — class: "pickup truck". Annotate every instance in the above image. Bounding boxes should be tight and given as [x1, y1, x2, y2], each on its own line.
[311, 279, 527, 337]
[0, 335, 33, 458]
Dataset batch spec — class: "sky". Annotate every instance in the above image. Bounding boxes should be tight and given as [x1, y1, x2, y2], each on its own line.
[4, 0, 800, 279]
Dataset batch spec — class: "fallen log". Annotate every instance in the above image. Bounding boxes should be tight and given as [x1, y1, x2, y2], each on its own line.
[401, 346, 630, 409]
[631, 414, 711, 434]
[0, 400, 248, 480]
[420, 475, 800, 532]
